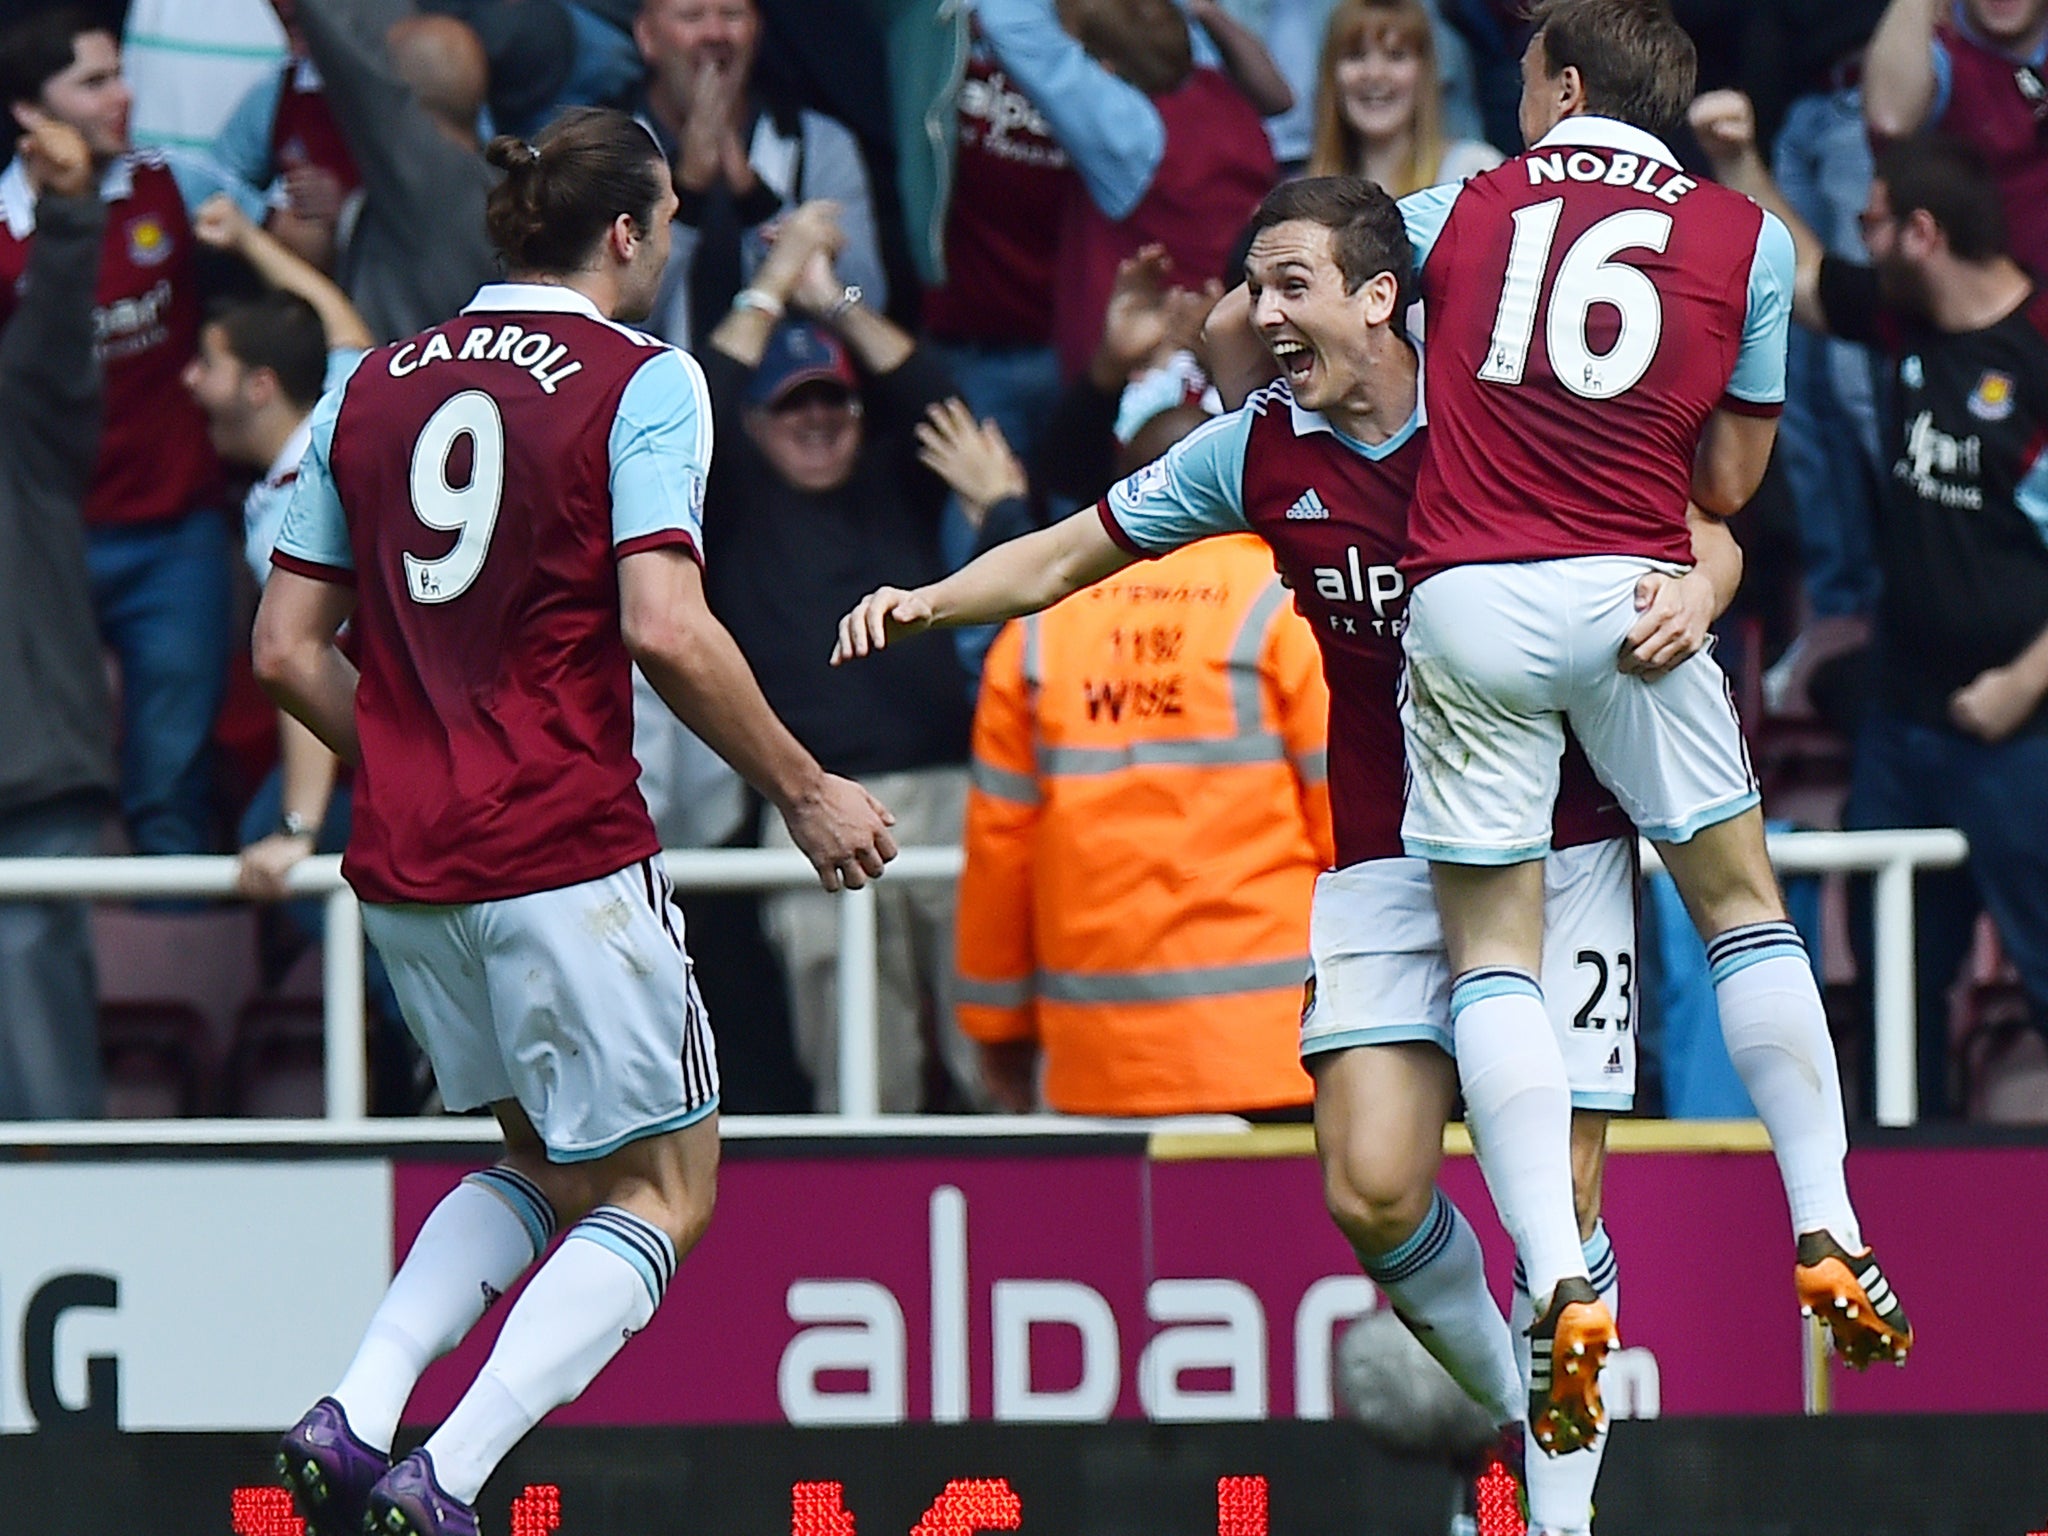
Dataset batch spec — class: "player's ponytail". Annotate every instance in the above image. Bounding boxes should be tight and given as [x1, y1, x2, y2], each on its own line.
[483, 107, 667, 276]
[486, 138, 543, 172]
[484, 135, 550, 267]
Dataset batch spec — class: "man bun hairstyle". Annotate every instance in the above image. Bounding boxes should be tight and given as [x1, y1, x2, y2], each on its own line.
[484, 106, 666, 275]
[1526, 0, 1696, 139]
[1246, 175, 1415, 312]
[1875, 134, 2007, 263]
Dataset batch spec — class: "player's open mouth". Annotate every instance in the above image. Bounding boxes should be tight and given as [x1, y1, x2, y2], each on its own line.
[1271, 339, 1315, 387]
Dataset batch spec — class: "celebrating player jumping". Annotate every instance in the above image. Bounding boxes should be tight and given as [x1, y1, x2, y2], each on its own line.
[1390, 0, 1910, 1409]
[834, 176, 1737, 1526]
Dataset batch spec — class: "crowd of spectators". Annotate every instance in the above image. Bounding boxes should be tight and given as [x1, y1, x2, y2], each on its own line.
[4, 0, 2047, 1125]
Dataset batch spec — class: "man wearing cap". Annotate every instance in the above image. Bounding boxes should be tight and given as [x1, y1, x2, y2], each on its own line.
[702, 200, 976, 1113]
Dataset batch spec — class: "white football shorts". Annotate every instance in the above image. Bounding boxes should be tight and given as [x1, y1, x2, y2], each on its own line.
[1299, 839, 1637, 1110]
[1399, 555, 1759, 863]
[362, 856, 719, 1162]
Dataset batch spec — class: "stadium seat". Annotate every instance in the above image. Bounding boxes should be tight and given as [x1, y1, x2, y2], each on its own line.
[1956, 920, 2048, 1122]
[101, 1002, 211, 1118]
[1733, 617, 1858, 826]
[93, 905, 261, 1116]
[228, 945, 327, 1118]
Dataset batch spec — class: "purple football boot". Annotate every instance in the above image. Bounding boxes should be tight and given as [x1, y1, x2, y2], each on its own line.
[277, 1397, 391, 1536]
[364, 1450, 481, 1536]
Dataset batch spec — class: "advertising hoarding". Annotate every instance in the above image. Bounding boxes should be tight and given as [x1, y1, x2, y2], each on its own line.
[0, 1161, 391, 1431]
[3, 1132, 2043, 1435]
[398, 1135, 2048, 1426]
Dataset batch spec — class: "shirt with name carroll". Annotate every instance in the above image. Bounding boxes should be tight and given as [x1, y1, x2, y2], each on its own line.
[1817, 257, 2048, 731]
[273, 283, 711, 905]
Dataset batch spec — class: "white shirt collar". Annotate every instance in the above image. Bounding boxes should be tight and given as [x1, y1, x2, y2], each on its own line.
[99, 155, 133, 202]
[461, 282, 608, 319]
[1288, 396, 1335, 437]
[263, 415, 315, 489]
[0, 160, 35, 240]
[2, 152, 138, 240]
[1531, 114, 1681, 169]
[1285, 341, 1428, 451]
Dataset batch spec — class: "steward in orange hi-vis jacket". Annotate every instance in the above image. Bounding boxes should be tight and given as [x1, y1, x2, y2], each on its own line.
[955, 533, 1334, 1116]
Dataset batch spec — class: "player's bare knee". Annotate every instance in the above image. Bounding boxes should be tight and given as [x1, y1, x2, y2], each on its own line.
[599, 1125, 720, 1255]
[498, 1150, 592, 1229]
[1323, 1156, 1433, 1259]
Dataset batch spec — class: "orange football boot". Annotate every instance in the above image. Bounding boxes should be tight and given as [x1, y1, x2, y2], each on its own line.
[1526, 1277, 1617, 1455]
[1796, 1231, 1913, 1369]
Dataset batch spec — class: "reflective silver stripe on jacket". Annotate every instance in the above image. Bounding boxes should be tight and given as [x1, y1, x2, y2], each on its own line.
[1036, 957, 1310, 1003]
[1039, 735, 1290, 774]
[957, 975, 1033, 1008]
[971, 759, 1041, 805]
[1226, 577, 1288, 734]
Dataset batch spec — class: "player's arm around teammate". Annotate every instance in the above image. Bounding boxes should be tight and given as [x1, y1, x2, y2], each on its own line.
[1622, 506, 1743, 678]
[1322, 499, 1740, 1225]
[1397, 5, 1906, 1402]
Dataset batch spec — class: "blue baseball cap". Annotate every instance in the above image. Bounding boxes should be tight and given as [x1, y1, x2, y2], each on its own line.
[748, 320, 858, 408]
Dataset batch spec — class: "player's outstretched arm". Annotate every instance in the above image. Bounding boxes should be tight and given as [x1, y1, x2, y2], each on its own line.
[621, 547, 897, 891]
[831, 506, 1135, 664]
[252, 570, 361, 766]
[1689, 91, 1828, 334]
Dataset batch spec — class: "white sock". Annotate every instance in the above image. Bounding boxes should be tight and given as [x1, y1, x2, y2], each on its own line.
[423, 1206, 675, 1506]
[332, 1166, 555, 1453]
[1708, 923, 1862, 1250]
[1360, 1188, 1523, 1425]
[1452, 969, 1588, 1304]
[1516, 1224, 1619, 1535]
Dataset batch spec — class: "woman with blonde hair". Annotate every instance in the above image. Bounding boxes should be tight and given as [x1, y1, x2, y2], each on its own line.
[1305, 0, 1501, 193]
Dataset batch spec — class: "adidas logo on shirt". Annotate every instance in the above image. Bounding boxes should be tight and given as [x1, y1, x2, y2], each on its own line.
[1605, 1047, 1625, 1073]
[1285, 488, 1330, 520]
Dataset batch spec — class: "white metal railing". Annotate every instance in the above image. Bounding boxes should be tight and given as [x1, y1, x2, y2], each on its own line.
[1638, 828, 1968, 1126]
[0, 830, 1966, 1126]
